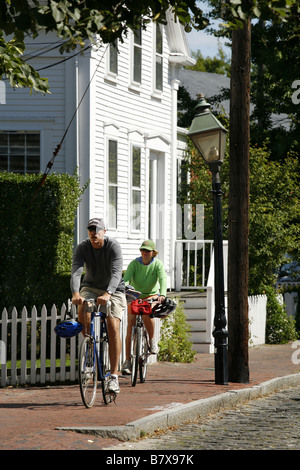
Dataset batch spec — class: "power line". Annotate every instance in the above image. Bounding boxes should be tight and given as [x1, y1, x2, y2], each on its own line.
[12, 41, 108, 229]
[40, 42, 108, 182]
[23, 39, 70, 60]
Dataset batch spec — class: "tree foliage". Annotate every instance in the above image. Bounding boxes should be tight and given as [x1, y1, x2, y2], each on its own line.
[1, 0, 299, 93]
[187, 46, 231, 76]
[158, 300, 196, 363]
[0, 0, 207, 93]
[0, 171, 87, 311]
[181, 140, 300, 295]
[250, 14, 300, 160]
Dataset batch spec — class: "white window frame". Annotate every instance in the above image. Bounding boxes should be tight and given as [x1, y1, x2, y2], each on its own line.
[0, 118, 54, 174]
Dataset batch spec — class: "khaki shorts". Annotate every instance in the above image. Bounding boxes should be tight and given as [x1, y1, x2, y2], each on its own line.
[79, 287, 126, 321]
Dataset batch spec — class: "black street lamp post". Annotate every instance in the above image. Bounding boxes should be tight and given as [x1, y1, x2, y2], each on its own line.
[188, 94, 228, 385]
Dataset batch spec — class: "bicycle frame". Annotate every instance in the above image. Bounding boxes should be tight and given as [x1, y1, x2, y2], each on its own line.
[79, 299, 114, 408]
[88, 309, 109, 381]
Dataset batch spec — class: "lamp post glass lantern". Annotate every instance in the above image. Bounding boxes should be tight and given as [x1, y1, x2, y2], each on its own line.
[188, 94, 227, 165]
[188, 94, 228, 385]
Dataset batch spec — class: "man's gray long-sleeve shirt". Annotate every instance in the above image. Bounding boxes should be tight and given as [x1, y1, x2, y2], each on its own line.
[70, 237, 125, 295]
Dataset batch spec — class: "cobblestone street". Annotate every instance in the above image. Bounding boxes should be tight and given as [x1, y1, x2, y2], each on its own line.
[111, 385, 300, 450]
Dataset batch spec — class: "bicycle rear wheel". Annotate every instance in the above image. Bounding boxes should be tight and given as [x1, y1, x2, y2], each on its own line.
[79, 337, 97, 408]
[139, 329, 148, 383]
[131, 326, 140, 387]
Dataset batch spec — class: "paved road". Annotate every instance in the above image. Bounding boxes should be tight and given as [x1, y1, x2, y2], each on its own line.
[108, 385, 300, 451]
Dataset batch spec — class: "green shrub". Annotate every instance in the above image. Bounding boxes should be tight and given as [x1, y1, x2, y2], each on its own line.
[158, 300, 196, 363]
[265, 286, 298, 344]
[0, 171, 86, 311]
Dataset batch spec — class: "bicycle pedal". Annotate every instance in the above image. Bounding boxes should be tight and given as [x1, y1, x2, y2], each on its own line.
[104, 391, 117, 404]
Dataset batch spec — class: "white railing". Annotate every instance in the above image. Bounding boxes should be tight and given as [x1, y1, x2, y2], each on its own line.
[175, 240, 214, 291]
[248, 295, 267, 346]
[0, 303, 160, 387]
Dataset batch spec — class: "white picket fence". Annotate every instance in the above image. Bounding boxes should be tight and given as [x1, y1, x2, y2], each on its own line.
[0, 302, 161, 388]
[0, 304, 80, 387]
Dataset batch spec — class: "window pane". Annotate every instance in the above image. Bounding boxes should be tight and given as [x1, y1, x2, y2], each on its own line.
[109, 186, 117, 229]
[10, 154, 25, 173]
[27, 154, 40, 173]
[156, 24, 163, 54]
[156, 56, 163, 91]
[134, 27, 142, 45]
[26, 133, 40, 154]
[133, 46, 141, 83]
[0, 155, 8, 170]
[109, 140, 117, 184]
[109, 42, 118, 74]
[131, 190, 141, 231]
[0, 133, 8, 154]
[10, 133, 25, 155]
[132, 146, 141, 187]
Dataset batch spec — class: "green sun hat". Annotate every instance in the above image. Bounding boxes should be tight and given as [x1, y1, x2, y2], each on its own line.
[139, 239, 156, 251]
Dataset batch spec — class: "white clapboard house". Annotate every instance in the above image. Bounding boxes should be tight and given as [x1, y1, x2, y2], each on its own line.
[2, 14, 268, 357]
[0, 11, 195, 291]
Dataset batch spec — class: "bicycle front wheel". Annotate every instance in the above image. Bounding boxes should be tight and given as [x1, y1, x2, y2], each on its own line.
[131, 326, 140, 387]
[79, 337, 97, 408]
[139, 330, 148, 383]
[100, 335, 112, 404]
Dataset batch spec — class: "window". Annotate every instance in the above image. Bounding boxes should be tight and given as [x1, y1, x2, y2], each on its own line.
[133, 27, 142, 85]
[108, 139, 118, 229]
[109, 41, 118, 75]
[155, 24, 163, 92]
[131, 146, 141, 232]
[0, 131, 40, 173]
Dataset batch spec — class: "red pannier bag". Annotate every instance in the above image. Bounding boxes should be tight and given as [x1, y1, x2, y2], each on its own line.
[130, 299, 152, 315]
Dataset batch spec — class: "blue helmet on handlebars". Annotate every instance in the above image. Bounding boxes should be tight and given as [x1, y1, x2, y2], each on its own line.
[54, 318, 83, 338]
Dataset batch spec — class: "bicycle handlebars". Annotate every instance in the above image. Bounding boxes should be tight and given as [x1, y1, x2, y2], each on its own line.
[83, 298, 112, 315]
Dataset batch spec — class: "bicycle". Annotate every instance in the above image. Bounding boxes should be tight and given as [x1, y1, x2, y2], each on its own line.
[78, 298, 116, 408]
[129, 297, 158, 387]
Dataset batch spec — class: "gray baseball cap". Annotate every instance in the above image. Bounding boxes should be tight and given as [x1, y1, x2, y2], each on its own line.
[87, 218, 106, 232]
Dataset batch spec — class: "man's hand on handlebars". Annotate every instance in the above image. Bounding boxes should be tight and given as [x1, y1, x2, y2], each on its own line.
[97, 291, 111, 306]
[72, 292, 85, 305]
[157, 295, 166, 303]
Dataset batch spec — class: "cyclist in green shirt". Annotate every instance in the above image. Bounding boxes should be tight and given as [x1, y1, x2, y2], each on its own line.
[122, 239, 167, 375]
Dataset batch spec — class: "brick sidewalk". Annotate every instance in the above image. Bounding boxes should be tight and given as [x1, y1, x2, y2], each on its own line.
[0, 343, 299, 450]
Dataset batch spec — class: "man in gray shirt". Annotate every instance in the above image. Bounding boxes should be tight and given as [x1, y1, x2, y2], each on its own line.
[71, 217, 126, 394]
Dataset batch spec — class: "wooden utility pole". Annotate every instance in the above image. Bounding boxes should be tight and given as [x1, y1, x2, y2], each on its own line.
[228, 18, 251, 383]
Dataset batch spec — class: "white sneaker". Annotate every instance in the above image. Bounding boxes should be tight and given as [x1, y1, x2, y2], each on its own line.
[107, 375, 120, 394]
[150, 338, 158, 354]
[122, 360, 132, 375]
